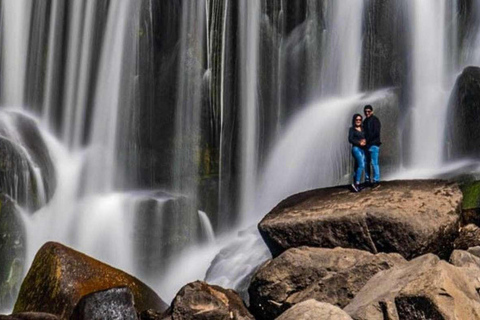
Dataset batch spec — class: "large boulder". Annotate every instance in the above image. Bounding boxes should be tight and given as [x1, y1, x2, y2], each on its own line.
[446, 66, 480, 160]
[248, 247, 406, 320]
[13, 242, 167, 319]
[344, 254, 480, 319]
[165, 281, 254, 320]
[259, 180, 461, 259]
[70, 287, 138, 320]
[275, 300, 352, 320]
[0, 194, 25, 311]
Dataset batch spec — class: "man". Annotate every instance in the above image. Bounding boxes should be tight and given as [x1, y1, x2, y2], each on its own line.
[363, 105, 381, 188]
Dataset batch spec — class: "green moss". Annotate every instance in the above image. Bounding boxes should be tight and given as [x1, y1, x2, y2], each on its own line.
[461, 181, 480, 210]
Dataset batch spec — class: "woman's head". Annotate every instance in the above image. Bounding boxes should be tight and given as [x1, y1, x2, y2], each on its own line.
[352, 113, 363, 127]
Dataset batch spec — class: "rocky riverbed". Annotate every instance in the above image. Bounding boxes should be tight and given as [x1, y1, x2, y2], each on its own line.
[2, 179, 480, 319]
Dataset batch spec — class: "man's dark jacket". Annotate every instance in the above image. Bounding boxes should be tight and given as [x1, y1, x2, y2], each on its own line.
[363, 115, 381, 147]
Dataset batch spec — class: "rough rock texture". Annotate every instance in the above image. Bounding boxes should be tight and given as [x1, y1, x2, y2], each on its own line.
[275, 300, 352, 320]
[248, 247, 406, 320]
[70, 287, 138, 320]
[449, 250, 480, 269]
[0, 194, 25, 310]
[446, 66, 480, 160]
[138, 309, 166, 320]
[13, 242, 167, 319]
[344, 254, 480, 319]
[259, 180, 462, 259]
[165, 281, 254, 320]
[0, 313, 60, 320]
[454, 224, 480, 249]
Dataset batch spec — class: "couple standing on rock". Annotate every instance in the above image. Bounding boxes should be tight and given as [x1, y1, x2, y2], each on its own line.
[348, 105, 381, 192]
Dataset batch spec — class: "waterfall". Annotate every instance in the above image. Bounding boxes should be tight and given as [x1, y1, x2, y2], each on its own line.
[3, 0, 480, 313]
[0, 1, 32, 106]
[410, 1, 450, 168]
[238, 0, 261, 222]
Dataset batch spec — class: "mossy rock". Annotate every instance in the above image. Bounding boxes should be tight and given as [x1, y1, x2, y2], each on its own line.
[459, 180, 480, 225]
[0, 194, 25, 311]
[13, 242, 167, 319]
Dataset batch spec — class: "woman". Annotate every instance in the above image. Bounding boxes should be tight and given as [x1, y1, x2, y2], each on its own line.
[348, 113, 366, 192]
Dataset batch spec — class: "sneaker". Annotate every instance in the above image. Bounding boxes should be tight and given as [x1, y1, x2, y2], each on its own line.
[351, 183, 360, 193]
[371, 182, 380, 189]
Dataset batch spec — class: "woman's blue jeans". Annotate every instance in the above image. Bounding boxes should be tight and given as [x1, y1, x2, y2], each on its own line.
[352, 146, 365, 184]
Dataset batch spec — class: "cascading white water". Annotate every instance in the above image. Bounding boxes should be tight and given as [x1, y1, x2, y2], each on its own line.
[238, 0, 261, 222]
[0, 1, 32, 106]
[410, 1, 449, 168]
[320, 0, 364, 97]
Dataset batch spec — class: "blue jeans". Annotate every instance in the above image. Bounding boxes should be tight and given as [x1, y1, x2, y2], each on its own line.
[365, 145, 380, 183]
[351, 146, 365, 184]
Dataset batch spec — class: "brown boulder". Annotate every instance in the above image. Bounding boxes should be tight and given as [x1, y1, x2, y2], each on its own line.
[275, 299, 352, 320]
[248, 247, 406, 320]
[259, 180, 461, 259]
[13, 242, 167, 319]
[344, 254, 480, 319]
[165, 281, 253, 320]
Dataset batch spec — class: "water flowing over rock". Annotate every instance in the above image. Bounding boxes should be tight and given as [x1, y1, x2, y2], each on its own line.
[248, 247, 405, 320]
[164, 281, 254, 320]
[0, 111, 56, 211]
[70, 287, 138, 320]
[275, 300, 352, 320]
[259, 180, 462, 259]
[0, 194, 25, 311]
[13, 242, 167, 318]
[344, 254, 480, 320]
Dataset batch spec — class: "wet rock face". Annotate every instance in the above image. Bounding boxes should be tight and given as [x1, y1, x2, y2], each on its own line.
[275, 300, 352, 320]
[259, 180, 462, 259]
[446, 66, 480, 160]
[0, 194, 25, 311]
[13, 242, 167, 319]
[344, 254, 480, 320]
[248, 247, 405, 320]
[166, 281, 254, 320]
[361, 0, 409, 91]
[70, 287, 138, 320]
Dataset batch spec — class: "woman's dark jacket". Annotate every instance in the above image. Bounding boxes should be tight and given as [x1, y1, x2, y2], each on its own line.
[349, 127, 365, 147]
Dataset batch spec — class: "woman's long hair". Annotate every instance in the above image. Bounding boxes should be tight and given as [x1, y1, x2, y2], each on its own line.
[352, 113, 363, 128]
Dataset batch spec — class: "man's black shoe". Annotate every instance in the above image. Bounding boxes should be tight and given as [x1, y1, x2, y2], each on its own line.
[351, 183, 361, 193]
[371, 182, 380, 189]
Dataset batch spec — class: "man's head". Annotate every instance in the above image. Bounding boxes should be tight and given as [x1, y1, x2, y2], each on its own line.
[364, 105, 373, 118]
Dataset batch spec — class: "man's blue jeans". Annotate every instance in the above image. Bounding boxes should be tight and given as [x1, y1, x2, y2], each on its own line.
[351, 146, 365, 184]
[365, 145, 380, 183]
